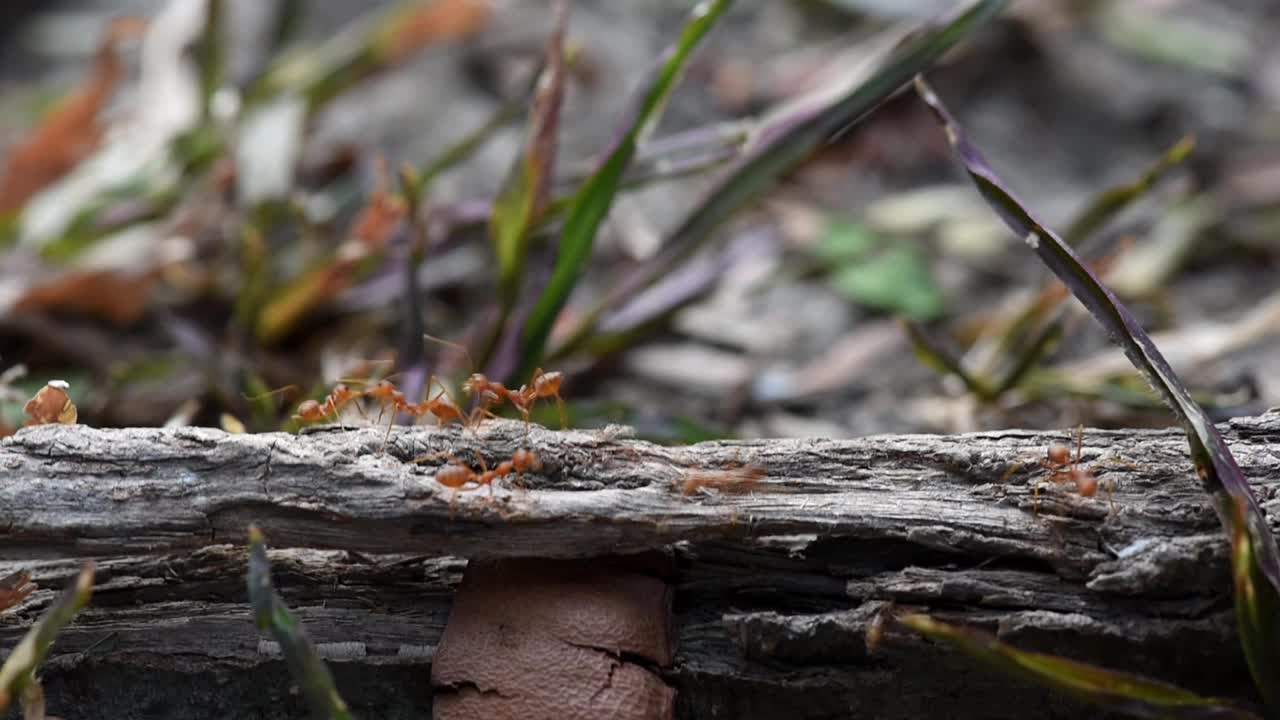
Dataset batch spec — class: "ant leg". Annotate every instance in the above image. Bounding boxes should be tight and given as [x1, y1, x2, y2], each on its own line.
[518, 407, 531, 441]
[350, 398, 368, 420]
[554, 393, 566, 430]
[465, 406, 501, 439]
[380, 412, 397, 453]
[471, 450, 493, 498]
[1073, 425, 1084, 467]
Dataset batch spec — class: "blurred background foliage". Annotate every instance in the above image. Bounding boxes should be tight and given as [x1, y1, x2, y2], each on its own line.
[0, 0, 1276, 446]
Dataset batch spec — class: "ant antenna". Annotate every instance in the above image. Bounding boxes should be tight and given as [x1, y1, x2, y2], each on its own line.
[242, 385, 300, 403]
[423, 332, 476, 374]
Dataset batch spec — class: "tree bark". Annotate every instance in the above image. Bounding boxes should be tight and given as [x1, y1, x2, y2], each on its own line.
[2, 413, 1279, 718]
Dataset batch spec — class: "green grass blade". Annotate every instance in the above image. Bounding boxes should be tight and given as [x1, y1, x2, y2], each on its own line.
[900, 614, 1262, 719]
[915, 76, 1280, 704]
[0, 563, 95, 712]
[516, 0, 733, 373]
[552, 0, 1006, 359]
[989, 313, 1064, 396]
[248, 526, 355, 720]
[248, 0, 490, 112]
[1228, 497, 1280, 708]
[1063, 135, 1195, 246]
[900, 319, 996, 400]
[490, 1, 568, 310]
[195, 0, 226, 121]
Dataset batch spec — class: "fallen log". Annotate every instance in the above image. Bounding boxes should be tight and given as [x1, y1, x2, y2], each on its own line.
[2, 413, 1278, 718]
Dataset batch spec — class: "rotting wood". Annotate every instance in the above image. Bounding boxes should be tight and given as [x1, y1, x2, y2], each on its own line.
[1, 414, 1279, 718]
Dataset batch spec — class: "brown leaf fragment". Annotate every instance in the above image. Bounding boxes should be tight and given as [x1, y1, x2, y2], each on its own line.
[385, 0, 492, 64]
[0, 17, 147, 214]
[13, 270, 158, 326]
[0, 571, 36, 613]
[23, 380, 78, 427]
[351, 158, 406, 249]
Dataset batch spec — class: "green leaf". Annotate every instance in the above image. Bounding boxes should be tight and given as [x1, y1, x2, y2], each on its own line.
[516, 0, 733, 373]
[550, 0, 1006, 360]
[490, 1, 568, 309]
[248, 526, 355, 720]
[0, 563, 94, 712]
[916, 75, 1280, 706]
[814, 219, 878, 263]
[900, 614, 1262, 719]
[830, 245, 942, 319]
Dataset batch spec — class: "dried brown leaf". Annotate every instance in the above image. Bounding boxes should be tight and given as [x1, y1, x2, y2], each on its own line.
[385, 0, 492, 64]
[0, 572, 36, 614]
[23, 381, 78, 427]
[0, 18, 146, 214]
[13, 270, 157, 326]
[351, 159, 406, 249]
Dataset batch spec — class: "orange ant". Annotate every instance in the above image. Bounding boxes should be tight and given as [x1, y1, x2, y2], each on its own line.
[1005, 426, 1115, 515]
[676, 465, 765, 497]
[523, 368, 566, 429]
[417, 379, 488, 429]
[463, 368, 566, 433]
[359, 375, 479, 448]
[292, 383, 363, 425]
[421, 333, 566, 432]
[461, 373, 509, 415]
[420, 448, 542, 517]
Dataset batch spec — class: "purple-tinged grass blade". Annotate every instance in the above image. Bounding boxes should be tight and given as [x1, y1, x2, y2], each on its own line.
[516, 0, 733, 375]
[551, 0, 1007, 361]
[589, 226, 771, 353]
[899, 614, 1262, 720]
[490, 0, 568, 311]
[248, 526, 355, 720]
[914, 76, 1280, 702]
[0, 563, 94, 712]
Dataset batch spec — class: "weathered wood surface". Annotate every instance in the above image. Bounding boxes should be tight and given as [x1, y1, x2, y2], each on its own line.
[2, 414, 1279, 718]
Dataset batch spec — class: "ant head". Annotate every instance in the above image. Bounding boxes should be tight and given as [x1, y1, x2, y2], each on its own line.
[533, 370, 562, 394]
[1071, 469, 1098, 497]
[512, 448, 541, 471]
[462, 374, 488, 393]
[366, 380, 399, 399]
[1046, 444, 1071, 465]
